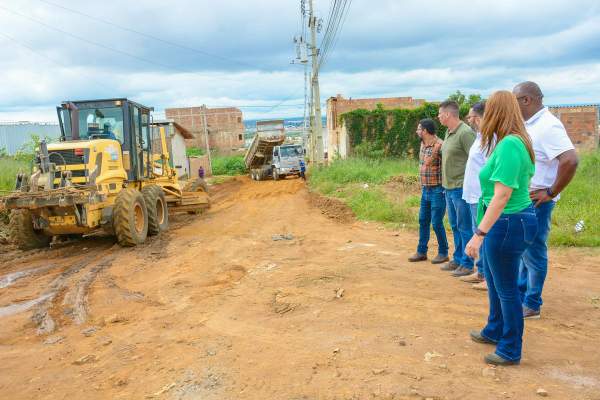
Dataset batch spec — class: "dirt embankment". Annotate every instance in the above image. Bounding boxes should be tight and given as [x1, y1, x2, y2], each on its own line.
[0, 176, 599, 400]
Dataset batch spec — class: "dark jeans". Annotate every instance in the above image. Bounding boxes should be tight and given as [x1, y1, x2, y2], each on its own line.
[469, 203, 485, 277]
[445, 187, 474, 268]
[417, 186, 448, 256]
[481, 206, 537, 362]
[519, 200, 555, 311]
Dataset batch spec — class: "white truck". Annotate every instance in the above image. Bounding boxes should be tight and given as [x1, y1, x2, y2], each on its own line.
[244, 120, 306, 181]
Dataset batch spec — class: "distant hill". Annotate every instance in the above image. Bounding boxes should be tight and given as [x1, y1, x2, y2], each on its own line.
[244, 116, 326, 130]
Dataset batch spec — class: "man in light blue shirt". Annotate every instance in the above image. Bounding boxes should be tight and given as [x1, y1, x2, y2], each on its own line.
[461, 102, 488, 290]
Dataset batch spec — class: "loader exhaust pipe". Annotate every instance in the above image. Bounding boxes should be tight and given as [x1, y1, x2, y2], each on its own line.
[65, 102, 80, 140]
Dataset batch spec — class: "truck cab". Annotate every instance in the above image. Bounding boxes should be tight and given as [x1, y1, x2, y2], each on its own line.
[271, 144, 306, 180]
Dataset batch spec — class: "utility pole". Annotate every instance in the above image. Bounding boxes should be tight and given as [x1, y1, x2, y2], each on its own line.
[308, 0, 324, 165]
[202, 105, 212, 175]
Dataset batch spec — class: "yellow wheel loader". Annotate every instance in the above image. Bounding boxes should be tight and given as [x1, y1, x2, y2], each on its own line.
[0, 98, 209, 249]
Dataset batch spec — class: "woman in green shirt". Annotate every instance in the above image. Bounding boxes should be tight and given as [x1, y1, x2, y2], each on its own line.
[465, 91, 537, 366]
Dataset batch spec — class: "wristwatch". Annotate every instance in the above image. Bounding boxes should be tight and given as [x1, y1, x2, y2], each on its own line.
[475, 228, 487, 237]
[546, 187, 556, 198]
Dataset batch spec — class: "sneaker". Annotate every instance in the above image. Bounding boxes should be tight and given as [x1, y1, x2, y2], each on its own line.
[484, 353, 520, 366]
[452, 266, 474, 277]
[523, 306, 541, 320]
[470, 330, 496, 345]
[440, 260, 459, 271]
[431, 254, 449, 264]
[460, 271, 484, 283]
[408, 253, 427, 262]
[472, 280, 488, 291]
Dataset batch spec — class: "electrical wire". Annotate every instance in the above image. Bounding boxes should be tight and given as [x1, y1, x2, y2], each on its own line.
[36, 0, 257, 70]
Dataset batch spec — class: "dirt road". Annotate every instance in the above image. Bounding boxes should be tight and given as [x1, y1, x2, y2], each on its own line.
[1, 177, 599, 400]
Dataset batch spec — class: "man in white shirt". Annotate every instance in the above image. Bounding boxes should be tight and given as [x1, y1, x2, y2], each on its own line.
[513, 81, 579, 319]
[461, 101, 488, 290]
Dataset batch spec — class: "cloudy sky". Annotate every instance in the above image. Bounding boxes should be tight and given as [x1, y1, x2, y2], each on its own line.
[1, 0, 600, 122]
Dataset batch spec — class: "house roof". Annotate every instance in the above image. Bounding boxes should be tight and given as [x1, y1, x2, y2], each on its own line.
[548, 103, 599, 108]
[151, 119, 194, 139]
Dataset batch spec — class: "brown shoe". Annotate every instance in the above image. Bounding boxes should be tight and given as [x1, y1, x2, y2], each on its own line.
[431, 254, 449, 264]
[408, 253, 427, 262]
[460, 271, 484, 283]
[440, 260, 459, 271]
[452, 266, 474, 277]
[472, 280, 488, 291]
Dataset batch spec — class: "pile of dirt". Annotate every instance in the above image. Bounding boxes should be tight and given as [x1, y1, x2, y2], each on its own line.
[308, 191, 355, 223]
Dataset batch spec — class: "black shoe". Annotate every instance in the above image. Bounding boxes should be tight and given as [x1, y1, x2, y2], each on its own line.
[484, 353, 520, 366]
[470, 330, 496, 345]
[523, 306, 541, 320]
[431, 254, 449, 264]
[440, 260, 459, 271]
[408, 253, 427, 262]
[452, 266, 474, 277]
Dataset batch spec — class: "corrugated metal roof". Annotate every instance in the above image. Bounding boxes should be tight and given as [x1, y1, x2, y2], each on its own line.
[547, 103, 600, 108]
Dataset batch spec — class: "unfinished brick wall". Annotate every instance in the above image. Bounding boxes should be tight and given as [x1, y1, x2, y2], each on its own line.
[165, 106, 245, 154]
[327, 94, 426, 158]
[548, 105, 599, 151]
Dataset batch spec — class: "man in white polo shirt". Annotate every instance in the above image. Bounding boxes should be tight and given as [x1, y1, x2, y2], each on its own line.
[513, 81, 579, 320]
[461, 101, 488, 290]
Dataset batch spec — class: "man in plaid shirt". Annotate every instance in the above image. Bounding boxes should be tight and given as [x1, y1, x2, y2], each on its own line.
[408, 118, 449, 264]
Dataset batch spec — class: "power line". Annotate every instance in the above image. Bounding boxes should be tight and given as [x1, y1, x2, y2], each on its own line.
[0, 4, 249, 85]
[36, 0, 257, 70]
[0, 31, 108, 92]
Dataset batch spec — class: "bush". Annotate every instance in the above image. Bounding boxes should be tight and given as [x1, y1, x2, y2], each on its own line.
[550, 152, 600, 247]
[211, 155, 246, 176]
[186, 147, 205, 157]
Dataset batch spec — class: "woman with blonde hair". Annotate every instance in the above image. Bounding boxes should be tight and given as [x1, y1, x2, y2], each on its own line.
[465, 90, 537, 366]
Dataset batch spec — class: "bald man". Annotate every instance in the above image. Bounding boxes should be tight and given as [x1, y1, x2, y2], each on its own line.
[512, 81, 579, 319]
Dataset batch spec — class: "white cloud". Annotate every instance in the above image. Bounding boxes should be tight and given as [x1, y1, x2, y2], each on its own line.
[0, 0, 599, 121]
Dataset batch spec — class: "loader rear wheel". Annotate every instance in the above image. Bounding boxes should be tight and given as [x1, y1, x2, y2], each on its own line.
[183, 178, 209, 193]
[113, 188, 148, 247]
[8, 209, 51, 250]
[142, 185, 169, 235]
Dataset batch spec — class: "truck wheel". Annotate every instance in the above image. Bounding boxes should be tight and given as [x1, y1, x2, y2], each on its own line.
[273, 169, 279, 181]
[113, 188, 148, 246]
[183, 178, 209, 193]
[142, 185, 169, 235]
[8, 209, 51, 250]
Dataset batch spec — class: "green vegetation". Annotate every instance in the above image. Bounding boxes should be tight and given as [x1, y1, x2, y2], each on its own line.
[0, 158, 31, 192]
[550, 152, 600, 247]
[309, 158, 420, 226]
[341, 93, 482, 159]
[211, 154, 246, 176]
[186, 147, 205, 157]
[310, 153, 600, 248]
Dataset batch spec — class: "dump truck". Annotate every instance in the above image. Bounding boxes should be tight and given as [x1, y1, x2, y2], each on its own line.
[0, 98, 209, 249]
[244, 120, 306, 181]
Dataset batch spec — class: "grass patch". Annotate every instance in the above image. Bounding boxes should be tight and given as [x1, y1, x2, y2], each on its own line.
[0, 158, 30, 192]
[309, 157, 419, 226]
[211, 154, 246, 176]
[549, 152, 600, 247]
[310, 154, 600, 248]
[309, 158, 418, 195]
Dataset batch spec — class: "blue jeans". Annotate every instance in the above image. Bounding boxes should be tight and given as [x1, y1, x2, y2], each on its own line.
[445, 187, 474, 268]
[481, 206, 537, 362]
[469, 203, 485, 277]
[417, 186, 448, 256]
[519, 201, 555, 311]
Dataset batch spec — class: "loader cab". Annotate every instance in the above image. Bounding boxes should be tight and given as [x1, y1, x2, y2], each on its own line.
[57, 98, 154, 181]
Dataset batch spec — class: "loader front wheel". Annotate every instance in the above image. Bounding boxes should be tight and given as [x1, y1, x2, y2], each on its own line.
[143, 185, 169, 235]
[113, 188, 148, 246]
[8, 209, 51, 250]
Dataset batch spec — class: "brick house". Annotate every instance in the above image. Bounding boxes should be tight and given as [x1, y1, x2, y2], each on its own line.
[548, 104, 599, 151]
[165, 106, 245, 154]
[326, 94, 426, 158]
